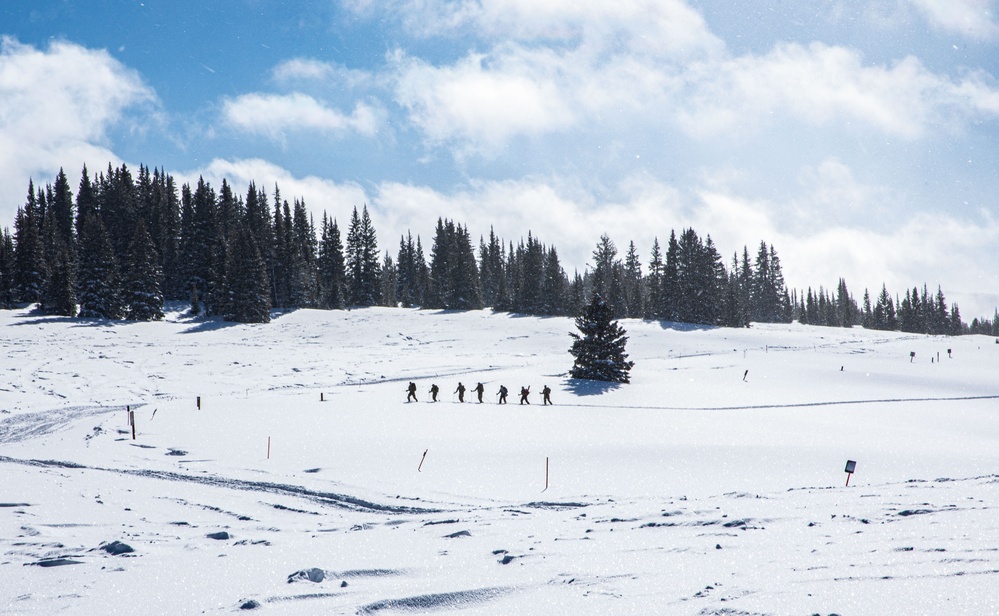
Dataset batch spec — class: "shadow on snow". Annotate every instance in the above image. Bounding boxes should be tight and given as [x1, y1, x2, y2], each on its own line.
[565, 378, 623, 397]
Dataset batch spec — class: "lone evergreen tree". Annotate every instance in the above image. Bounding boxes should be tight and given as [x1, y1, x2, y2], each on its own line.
[569, 293, 635, 383]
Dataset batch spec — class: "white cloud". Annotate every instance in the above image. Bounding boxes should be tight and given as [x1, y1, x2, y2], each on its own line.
[270, 58, 375, 89]
[392, 48, 578, 154]
[0, 37, 156, 221]
[677, 42, 999, 139]
[911, 0, 999, 40]
[386, 13, 999, 157]
[357, 0, 723, 57]
[221, 92, 381, 142]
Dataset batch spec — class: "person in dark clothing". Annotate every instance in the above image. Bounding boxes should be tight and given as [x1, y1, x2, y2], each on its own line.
[519, 386, 530, 405]
[429, 383, 439, 402]
[406, 381, 418, 402]
[473, 382, 485, 403]
[497, 385, 508, 404]
[542, 385, 552, 405]
[455, 382, 466, 403]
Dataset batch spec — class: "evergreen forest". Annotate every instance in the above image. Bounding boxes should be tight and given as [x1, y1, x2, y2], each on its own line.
[0, 164, 995, 336]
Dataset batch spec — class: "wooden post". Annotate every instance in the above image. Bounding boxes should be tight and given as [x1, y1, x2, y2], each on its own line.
[542, 457, 549, 492]
[130, 411, 136, 440]
[197, 396, 201, 410]
[418, 449, 428, 472]
[267, 436, 271, 460]
[320, 392, 324, 402]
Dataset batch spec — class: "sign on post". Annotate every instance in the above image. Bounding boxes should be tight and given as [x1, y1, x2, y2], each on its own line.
[844, 459, 857, 486]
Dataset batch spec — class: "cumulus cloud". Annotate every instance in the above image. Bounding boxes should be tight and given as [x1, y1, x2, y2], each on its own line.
[221, 92, 382, 142]
[392, 48, 578, 154]
[384, 8, 999, 157]
[676, 42, 999, 139]
[911, 0, 999, 40]
[0, 37, 156, 219]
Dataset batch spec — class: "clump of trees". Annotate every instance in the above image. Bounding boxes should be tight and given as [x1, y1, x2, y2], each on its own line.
[0, 163, 991, 336]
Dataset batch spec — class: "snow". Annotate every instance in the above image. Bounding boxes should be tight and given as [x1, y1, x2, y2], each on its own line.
[2, 304, 999, 614]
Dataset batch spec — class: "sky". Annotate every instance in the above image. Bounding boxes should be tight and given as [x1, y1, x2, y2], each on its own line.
[2, 0, 999, 318]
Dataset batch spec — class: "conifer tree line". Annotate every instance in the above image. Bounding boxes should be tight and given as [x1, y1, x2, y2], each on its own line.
[0, 164, 992, 336]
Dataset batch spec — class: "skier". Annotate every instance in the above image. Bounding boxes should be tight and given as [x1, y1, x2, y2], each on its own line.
[429, 383, 439, 402]
[473, 382, 485, 403]
[455, 382, 466, 403]
[497, 385, 508, 404]
[406, 381, 418, 402]
[519, 386, 530, 405]
[541, 385, 552, 405]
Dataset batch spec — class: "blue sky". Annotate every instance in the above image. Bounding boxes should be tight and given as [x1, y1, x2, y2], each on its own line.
[2, 0, 999, 318]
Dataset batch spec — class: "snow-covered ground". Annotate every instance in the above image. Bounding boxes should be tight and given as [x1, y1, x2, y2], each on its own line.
[2, 305, 998, 615]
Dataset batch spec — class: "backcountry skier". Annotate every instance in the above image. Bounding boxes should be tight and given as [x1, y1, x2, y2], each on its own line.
[497, 385, 509, 404]
[519, 386, 530, 405]
[406, 381, 418, 402]
[429, 383, 439, 402]
[455, 382, 466, 403]
[473, 382, 485, 403]
[541, 385, 552, 405]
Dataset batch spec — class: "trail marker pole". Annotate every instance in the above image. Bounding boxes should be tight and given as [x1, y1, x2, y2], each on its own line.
[844, 459, 857, 486]
[321, 392, 325, 402]
[130, 410, 136, 440]
[197, 396, 201, 410]
[267, 436, 271, 460]
[418, 449, 428, 472]
[542, 457, 549, 492]
[742, 370, 748, 382]
[909, 352, 915, 363]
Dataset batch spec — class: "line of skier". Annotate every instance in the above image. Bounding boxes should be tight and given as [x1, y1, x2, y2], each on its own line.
[406, 381, 552, 405]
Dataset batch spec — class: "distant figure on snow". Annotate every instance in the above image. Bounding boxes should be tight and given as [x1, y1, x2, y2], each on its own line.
[473, 382, 485, 403]
[455, 382, 466, 403]
[497, 385, 509, 404]
[520, 386, 530, 405]
[429, 383, 439, 402]
[406, 381, 418, 402]
[541, 385, 552, 405]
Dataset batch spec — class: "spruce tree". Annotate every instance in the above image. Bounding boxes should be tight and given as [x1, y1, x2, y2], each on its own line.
[569, 293, 635, 383]
[41, 236, 77, 316]
[345, 205, 380, 306]
[0, 229, 14, 308]
[122, 221, 164, 321]
[76, 214, 122, 319]
[317, 215, 346, 309]
[223, 225, 271, 323]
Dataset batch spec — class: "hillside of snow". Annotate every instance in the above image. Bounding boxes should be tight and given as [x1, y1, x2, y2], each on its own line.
[2, 305, 999, 615]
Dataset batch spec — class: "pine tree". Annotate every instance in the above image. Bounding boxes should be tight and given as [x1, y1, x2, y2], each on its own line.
[569, 293, 635, 383]
[645, 238, 664, 320]
[122, 221, 164, 321]
[41, 236, 76, 316]
[13, 197, 46, 304]
[662, 231, 679, 321]
[0, 229, 14, 308]
[345, 205, 380, 306]
[76, 214, 122, 319]
[380, 252, 398, 307]
[317, 215, 346, 309]
[540, 245, 567, 315]
[223, 225, 271, 323]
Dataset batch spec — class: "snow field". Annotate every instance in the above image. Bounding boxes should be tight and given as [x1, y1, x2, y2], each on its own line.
[2, 306, 999, 614]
